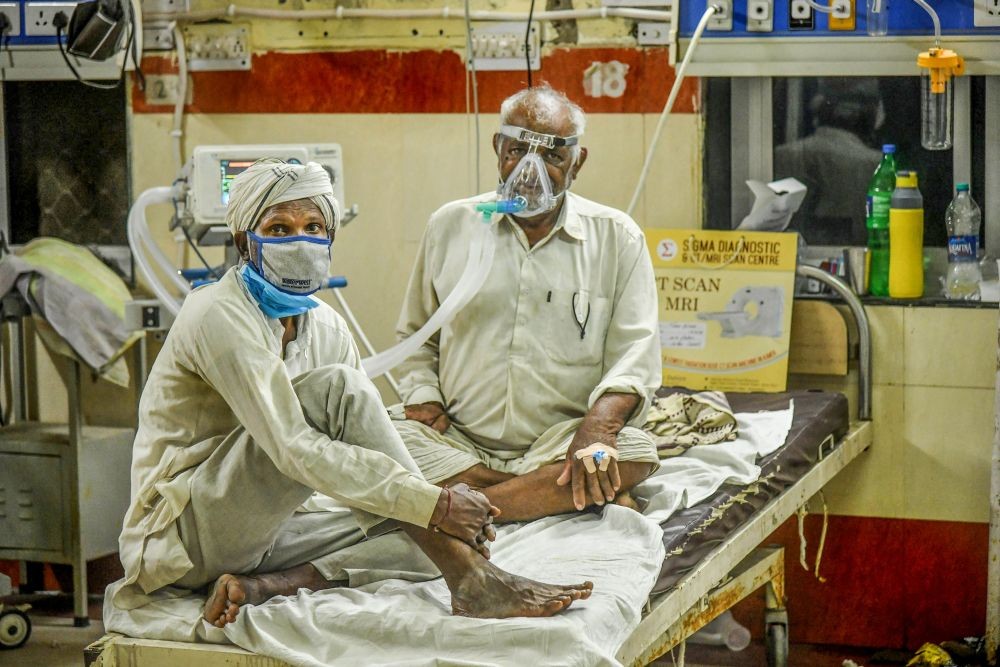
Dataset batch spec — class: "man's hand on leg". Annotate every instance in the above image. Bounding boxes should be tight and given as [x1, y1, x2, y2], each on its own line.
[430, 483, 500, 558]
[556, 421, 622, 511]
[405, 402, 451, 433]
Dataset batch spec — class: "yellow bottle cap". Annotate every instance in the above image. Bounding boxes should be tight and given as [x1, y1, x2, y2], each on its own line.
[896, 171, 918, 188]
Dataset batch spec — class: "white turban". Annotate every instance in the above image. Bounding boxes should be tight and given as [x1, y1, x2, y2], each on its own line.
[225, 158, 341, 235]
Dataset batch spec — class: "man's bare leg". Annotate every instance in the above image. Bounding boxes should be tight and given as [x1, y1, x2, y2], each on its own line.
[400, 524, 591, 617]
[480, 461, 653, 523]
[204, 526, 592, 626]
[204, 563, 332, 627]
[440, 464, 515, 490]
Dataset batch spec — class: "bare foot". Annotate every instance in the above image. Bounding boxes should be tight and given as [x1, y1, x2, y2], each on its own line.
[203, 573, 263, 628]
[451, 560, 593, 618]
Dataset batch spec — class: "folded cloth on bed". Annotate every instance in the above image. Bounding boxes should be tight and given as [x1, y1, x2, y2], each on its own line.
[0, 238, 142, 387]
[635, 401, 794, 524]
[643, 391, 738, 457]
[105, 506, 665, 667]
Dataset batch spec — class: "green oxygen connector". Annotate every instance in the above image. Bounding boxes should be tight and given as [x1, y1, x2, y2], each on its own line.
[475, 196, 527, 222]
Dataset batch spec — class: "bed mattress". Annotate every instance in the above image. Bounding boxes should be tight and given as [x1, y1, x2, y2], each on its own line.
[651, 389, 850, 594]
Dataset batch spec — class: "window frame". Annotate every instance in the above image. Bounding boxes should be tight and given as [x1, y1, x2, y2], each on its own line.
[721, 75, 999, 262]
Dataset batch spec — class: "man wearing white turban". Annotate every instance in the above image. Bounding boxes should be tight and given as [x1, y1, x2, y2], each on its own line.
[105, 160, 591, 639]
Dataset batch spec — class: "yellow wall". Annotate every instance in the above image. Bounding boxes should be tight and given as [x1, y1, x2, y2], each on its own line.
[791, 305, 998, 524]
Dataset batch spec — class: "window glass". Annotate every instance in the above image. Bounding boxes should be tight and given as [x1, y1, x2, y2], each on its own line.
[772, 76, 953, 248]
[3, 81, 129, 246]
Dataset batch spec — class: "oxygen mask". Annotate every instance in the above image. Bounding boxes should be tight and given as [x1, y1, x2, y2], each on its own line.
[496, 124, 579, 218]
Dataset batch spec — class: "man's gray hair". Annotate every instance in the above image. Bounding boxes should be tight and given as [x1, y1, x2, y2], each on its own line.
[499, 84, 587, 141]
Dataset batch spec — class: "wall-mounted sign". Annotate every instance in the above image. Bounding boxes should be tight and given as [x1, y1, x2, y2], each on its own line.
[647, 229, 798, 392]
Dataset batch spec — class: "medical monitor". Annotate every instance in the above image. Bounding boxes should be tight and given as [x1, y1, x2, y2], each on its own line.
[188, 144, 345, 244]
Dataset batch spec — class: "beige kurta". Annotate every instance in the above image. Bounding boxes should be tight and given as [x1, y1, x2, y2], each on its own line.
[117, 268, 440, 599]
[396, 191, 661, 455]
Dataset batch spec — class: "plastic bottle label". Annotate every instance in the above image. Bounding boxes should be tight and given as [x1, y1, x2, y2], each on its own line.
[947, 235, 978, 263]
[867, 193, 891, 224]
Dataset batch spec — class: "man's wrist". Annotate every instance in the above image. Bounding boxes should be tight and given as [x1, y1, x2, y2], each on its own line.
[581, 412, 626, 434]
[429, 487, 449, 526]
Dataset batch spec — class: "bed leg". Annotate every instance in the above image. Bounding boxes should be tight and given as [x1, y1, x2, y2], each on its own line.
[764, 576, 788, 667]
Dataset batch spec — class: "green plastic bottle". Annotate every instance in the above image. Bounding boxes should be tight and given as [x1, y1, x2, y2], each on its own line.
[866, 144, 897, 296]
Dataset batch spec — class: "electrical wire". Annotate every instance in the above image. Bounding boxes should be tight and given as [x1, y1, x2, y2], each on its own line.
[180, 225, 221, 279]
[0, 20, 12, 71]
[172, 196, 221, 279]
[146, 5, 674, 23]
[128, 0, 145, 89]
[803, 0, 835, 14]
[171, 22, 188, 173]
[525, 0, 536, 87]
[626, 3, 716, 217]
[463, 0, 480, 193]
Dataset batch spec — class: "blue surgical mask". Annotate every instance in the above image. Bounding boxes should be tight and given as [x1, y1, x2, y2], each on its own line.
[241, 264, 320, 319]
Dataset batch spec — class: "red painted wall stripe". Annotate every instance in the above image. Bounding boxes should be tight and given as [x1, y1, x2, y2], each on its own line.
[731, 515, 987, 650]
[133, 48, 699, 114]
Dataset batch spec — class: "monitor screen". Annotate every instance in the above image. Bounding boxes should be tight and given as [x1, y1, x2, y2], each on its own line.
[219, 159, 258, 206]
[219, 157, 305, 206]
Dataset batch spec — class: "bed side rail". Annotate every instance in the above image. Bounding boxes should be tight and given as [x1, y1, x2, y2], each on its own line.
[795, 265, 871, 421]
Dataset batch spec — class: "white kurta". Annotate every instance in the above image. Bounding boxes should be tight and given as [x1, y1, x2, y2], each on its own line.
[117, 268, 440, 600]
[396, 191, 661, 454]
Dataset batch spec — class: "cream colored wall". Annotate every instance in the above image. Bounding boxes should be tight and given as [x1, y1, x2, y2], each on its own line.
[129, 111, 703, 376]
[179, 0, 636, 51]
[790, 305, 998, 524]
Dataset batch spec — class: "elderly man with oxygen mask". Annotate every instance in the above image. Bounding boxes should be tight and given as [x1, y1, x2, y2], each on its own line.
[104, 159, 592, 640]
[395, 85, 661, 521]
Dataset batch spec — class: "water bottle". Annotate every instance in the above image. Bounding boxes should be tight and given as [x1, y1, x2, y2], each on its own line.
[888, 171, 924, 299]
[866, 144, 896, 296]
[944, 183, 982, 300]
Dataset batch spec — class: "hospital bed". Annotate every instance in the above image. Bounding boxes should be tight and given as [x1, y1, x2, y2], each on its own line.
[86, 267, 872, 667]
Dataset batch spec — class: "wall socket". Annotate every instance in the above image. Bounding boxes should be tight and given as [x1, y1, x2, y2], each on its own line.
[789, 0, 815, 29]
[973, 0, 1000, 26]
[24, 1, 80, 37]
[0, 2, 20, 36]
[468, 22, 541, 71]
[747, 0, 774, 31]
[706, 0, 733, 30]
[828, 0, 855, 29]
[183, 23, 251, 71]
[637, 22, 671, 45]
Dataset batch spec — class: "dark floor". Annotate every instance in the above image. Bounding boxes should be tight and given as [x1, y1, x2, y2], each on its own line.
[653, 641, 882, 666]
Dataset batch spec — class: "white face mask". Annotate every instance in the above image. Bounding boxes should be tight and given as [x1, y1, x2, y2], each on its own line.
[247, 232, 332, 295]
[496, 124, 580, 218]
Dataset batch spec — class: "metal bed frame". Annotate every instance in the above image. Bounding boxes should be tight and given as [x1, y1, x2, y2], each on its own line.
[616, 266, 874, 666]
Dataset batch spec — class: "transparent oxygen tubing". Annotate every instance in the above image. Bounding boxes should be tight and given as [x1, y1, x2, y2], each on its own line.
[127, 185, 190, 316]
[361, 218, 498, 380]
[911, 0, 941, 45]
[626, 3, 716, 216]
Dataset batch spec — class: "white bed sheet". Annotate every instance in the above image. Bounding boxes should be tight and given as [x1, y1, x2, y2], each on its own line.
[104, 406, 793, 667]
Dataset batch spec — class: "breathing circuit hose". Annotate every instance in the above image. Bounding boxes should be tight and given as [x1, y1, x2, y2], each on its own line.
[360, 197, 525, 379]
